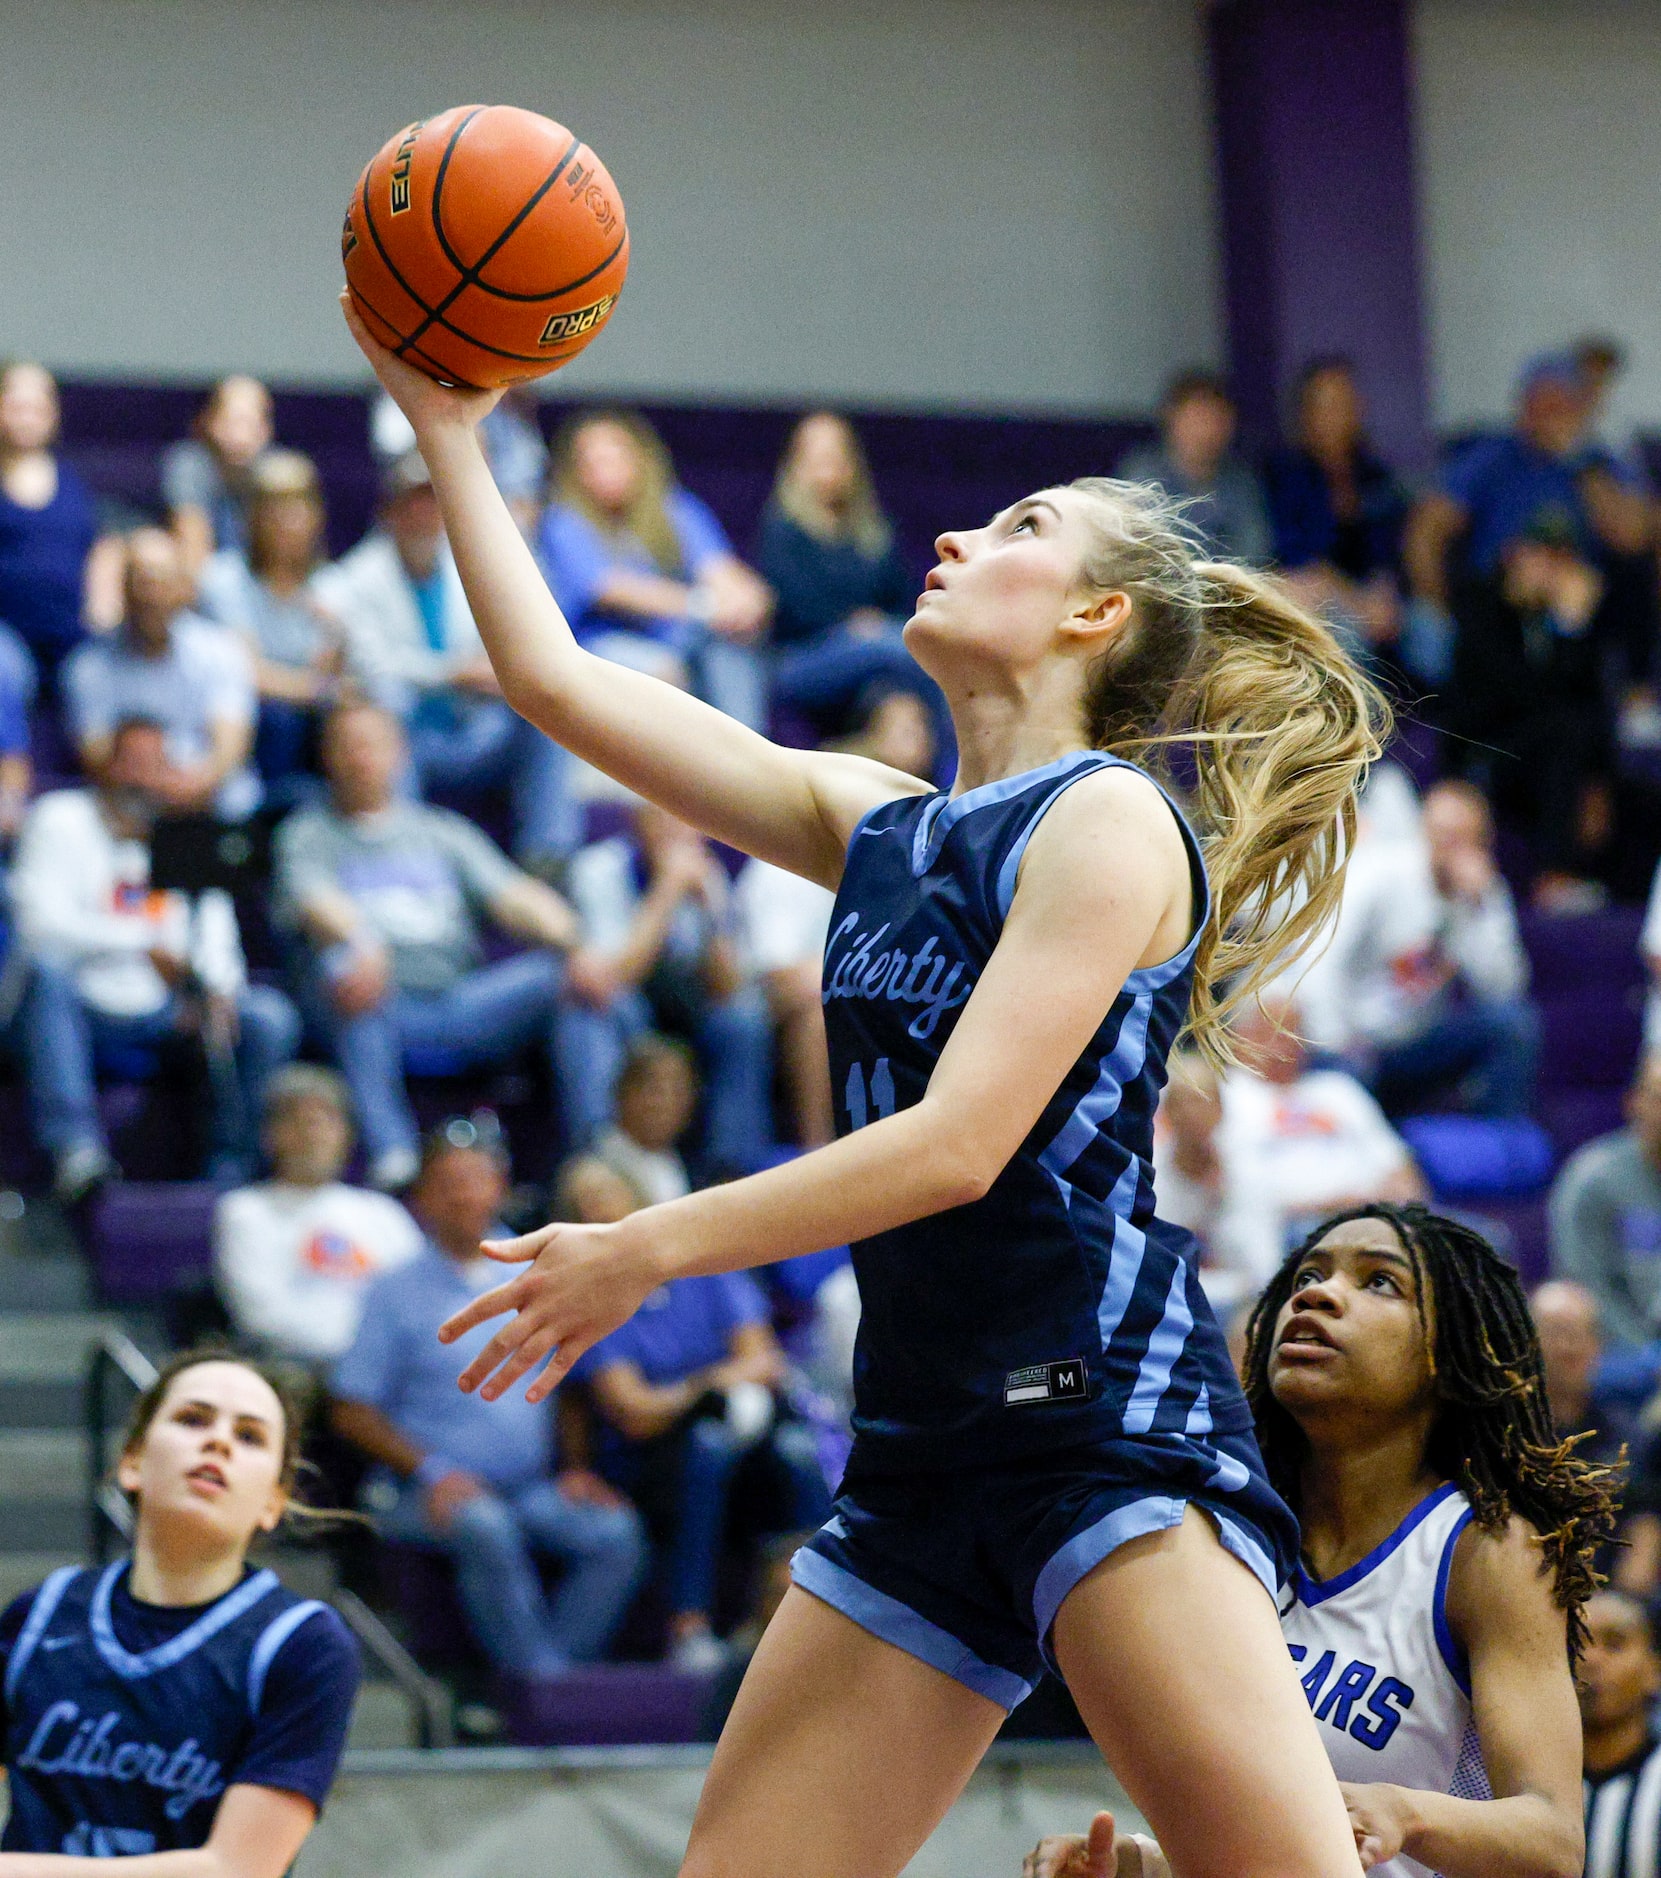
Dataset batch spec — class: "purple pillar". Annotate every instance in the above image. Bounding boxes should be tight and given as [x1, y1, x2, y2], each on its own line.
[1208, 0, 1432, 471]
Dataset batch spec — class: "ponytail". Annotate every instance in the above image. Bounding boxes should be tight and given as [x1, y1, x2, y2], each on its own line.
[1071, 478, 1390, 1066]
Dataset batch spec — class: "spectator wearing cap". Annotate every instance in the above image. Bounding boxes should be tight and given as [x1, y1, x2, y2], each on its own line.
[1118, 370, 1271, 564]
[162, 374, 275, 576]
[274, 699, 619, 1192]
[1405, 349, 1654, 614]
[331, 1130, 646, 1682]
[214, 1065, 423, 1366]
[63, 527, 261, 821]
[194, 451, 345, 793]
[317, 452, 574, 870]
[0, 360, 122, 695]
[1550, 1054, 1661, 1350]
[12, 715, 299, 1199]
[1443, 510, 1626, 905]
[559, 1152, 830, 1670]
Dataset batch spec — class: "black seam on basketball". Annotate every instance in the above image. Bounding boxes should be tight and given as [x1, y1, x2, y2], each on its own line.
[358, 163, 459, 364]
[348, 282, 464, 382]
[465, 225, 629, 304]
[400, 124, 583, 352]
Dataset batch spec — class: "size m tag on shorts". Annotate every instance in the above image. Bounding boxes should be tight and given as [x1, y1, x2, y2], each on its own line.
[1004, 1359, 1089, 1407]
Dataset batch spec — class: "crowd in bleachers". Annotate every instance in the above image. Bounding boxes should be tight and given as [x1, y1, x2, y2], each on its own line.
[7, 330, 1661, 1731]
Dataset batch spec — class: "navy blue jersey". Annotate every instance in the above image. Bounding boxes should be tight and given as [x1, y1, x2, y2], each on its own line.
[0, 1561, 360, 1856]
[824, 750, 1250, 1473]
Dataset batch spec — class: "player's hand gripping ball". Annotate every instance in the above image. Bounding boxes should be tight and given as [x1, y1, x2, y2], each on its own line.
[342, 104, 628, 389]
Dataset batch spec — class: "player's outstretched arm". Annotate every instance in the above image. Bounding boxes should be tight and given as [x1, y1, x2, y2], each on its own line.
[0, 1784, 319, 1878]
[1339, 1520, 1582, 1878]
[341, 297, 924, 886]
[440, 766, 1191, 1401]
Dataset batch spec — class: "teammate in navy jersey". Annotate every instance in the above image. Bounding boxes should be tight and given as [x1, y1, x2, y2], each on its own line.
[345, 300, 1385, 1878]
[0, 1348, 359, 1872]
[1029, 1203, 1616, 1878]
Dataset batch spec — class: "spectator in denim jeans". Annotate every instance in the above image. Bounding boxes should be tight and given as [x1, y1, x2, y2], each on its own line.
[12, 716, 299, 1198]
[538, 412, 771, 730]
[560, 1153, 830, 1669]
[273, 700, 619, 1191]
[566, 802, 774, 1166]
[331, 1133, 645, 1680]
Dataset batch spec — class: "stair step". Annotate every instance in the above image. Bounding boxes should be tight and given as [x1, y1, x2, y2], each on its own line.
[0, 1314, 134, 1384]
[0, 1429, 86, 1500]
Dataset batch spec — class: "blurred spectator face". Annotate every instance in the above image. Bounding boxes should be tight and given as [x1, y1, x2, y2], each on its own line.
[1576, 339, 1623, 421]
[322, 705, 404, 816]
[411, 1144, 508, 1253]
[617, 1046, 698, 1152]
[1163, 1067, 1222, 1152]
[1164, 385, 1236, 477]
[1518, 375, 1588, 459]
[1234, 997, 1305, 1086]
[249, 491, 323, 579]
[1578, 1592, 1661, 1734]
[383, 483, 444, 579]
[789, 414, 860, 511]
[1422, 781, 1496, 902]
[1626, 1057, 1661, 1162]
[103, 720, 169, 804]
[265, 1091, 352, 1187]
[0, 362, 60, 455]
[1529, 1279, 1601, 1421]
[1298, 364, 1363, 461]
[563, 1156, 642, 1225]
[848, 690, 935, 781]
[123, 528, 189, 649]
[571, 420, 642, 515]
[202, 376, 273, 471]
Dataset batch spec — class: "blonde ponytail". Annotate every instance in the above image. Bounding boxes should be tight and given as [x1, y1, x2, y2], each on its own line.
[1070, 478, 1390, 1067]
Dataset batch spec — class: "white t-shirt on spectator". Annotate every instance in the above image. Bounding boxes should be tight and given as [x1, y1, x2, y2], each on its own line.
[595, 1125, 691, 1209]
[214, 1180, 423, 1364]
[11, 789, 245, 1017]
[1292, 837, 1528, 1055]
[1216, 1068, 1416, 1285]
[736, 859, 835, 978]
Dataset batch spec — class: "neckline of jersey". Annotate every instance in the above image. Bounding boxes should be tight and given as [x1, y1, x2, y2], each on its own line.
[911, 749, 1103, 876]
[89, 1560, 280, 1679]
[1293, 1480, 1461, 1607]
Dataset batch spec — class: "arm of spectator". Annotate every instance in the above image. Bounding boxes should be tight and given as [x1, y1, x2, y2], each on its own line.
[82, 533, 126, 634]
[348, 305, 923, 890]
[725, 1319, 788, 1388]
[157, 700, 254, 813]
[328, 1395, 427, 1479]
[1443, 886, 1529, 1005]
[0, 754, 31, 841]
[169, 506, 216, 581]
[1581, 464, 1654, 556]
[190, 889, 247, 999]
[603, 852, 705, 990]
[1547, 1157, 1649, 1349]
[488, 873, 581, 952]
[1403, 492, 1467, 607]
[586, 1358, 728, 1442]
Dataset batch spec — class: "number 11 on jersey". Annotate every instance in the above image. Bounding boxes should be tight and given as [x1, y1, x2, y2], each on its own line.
[845, 1058, 895, 1130]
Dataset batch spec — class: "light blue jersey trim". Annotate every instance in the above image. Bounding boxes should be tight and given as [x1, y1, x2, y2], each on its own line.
[791, 1547, 1034, 1711]
[992, 754, 1116, 917]
[247, 1600, 326, 1714]
[911, 750, 1101, 877]
[1038, 993, 1155, 1199]
[1091, 1159, 1150, 1350]
[1122, 1256, 1195, 1434]
[1292, 1482, 1462, 1608]
[89, 1562, 280, 1680]
[5, 1565, 79, 1702]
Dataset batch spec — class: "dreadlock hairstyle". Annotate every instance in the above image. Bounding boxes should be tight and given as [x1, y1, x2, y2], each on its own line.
[1241, 1202, 1620, 1655]
[1068, 477, 1390, 1066]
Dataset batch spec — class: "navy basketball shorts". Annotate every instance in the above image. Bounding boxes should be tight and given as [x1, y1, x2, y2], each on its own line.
[792, 1427, 1299, 1710]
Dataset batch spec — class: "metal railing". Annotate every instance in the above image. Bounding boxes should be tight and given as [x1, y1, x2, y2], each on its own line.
[84, 1331, 454, 1747]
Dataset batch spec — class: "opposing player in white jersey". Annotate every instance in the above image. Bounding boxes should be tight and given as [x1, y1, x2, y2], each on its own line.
[1028, 1202, 1615, 1878]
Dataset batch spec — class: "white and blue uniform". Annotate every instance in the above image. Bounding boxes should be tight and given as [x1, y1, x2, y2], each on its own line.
[0, 1560, 360, 1856]
[1281, 1483, 1491, 1878]
[792, 752, 1298, 1708]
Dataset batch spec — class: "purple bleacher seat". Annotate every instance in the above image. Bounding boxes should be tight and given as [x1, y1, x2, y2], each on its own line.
[1537, 1088, 1626, 1160]
[1520, 907, 1647, 1001]
[87, 1181, 221, 1304]
[1540, 993, 1643, 1092]
[499, 1663, 711, 1748]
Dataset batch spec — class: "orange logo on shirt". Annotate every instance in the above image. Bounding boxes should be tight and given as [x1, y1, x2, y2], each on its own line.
[302, 1232, 374, 1278]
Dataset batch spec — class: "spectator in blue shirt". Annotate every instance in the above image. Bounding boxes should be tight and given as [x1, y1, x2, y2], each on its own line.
[331, 1131, 646, 1681]
[0, 360, 121, 695]
[564, 1155, 830, 1670]
[1118, 370, 1271, 564]
[754, 413, 943, 751]
[1266, 358, 1412, 678]
[538, 412, 772, 729]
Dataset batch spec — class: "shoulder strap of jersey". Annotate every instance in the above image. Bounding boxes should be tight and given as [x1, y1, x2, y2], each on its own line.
[5, 1565, 82, 1702]
[246, 1600, 327, 1715]
[1432, 1501, 1477, 1696]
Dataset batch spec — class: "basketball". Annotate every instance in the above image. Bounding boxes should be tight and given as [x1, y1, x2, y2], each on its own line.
[341, 104, 629, 389]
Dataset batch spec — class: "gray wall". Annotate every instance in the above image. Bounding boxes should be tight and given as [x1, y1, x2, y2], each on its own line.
[0, 0, 1220, 411]
[1414, 0, 1661, 432]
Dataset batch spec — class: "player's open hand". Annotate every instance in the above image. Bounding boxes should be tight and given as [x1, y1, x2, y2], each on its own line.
[436, 1217, 660, 1404]
[339, 291, 502, 437]
[1023, 1812, 1169, 1878]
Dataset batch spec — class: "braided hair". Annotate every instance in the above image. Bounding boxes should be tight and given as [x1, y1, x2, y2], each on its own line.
[1241, 1202, 1620, 1655]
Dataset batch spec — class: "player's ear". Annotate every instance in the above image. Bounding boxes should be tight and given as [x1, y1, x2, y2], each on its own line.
[1062, 587, 1131, 651]
[115, 1446, 144, 1496]
[256, 1484, 288, 1535]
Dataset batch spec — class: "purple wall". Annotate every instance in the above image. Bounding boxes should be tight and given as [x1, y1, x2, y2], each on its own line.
[1208, 0, 1433, 471]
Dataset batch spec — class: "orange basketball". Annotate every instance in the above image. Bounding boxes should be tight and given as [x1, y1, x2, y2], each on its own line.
[342, 104, 629, 389]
